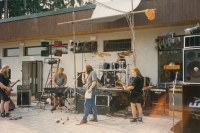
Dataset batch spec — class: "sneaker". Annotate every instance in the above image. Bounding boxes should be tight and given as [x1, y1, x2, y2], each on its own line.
[51, 106, 56, 111]
[5, 113, 11, 117]
[137, 117, 143, 122]
[80, 119, 87, 124]
[89, 118, 98, 122]
[130, 118, 137, 122]
[1, 113, 5, 117]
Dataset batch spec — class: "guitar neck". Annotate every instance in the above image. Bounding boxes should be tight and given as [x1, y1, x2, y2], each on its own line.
[10, 80, 19, 88]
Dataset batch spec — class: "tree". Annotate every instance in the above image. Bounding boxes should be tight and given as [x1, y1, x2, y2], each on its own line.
[0, 0, 85, 19]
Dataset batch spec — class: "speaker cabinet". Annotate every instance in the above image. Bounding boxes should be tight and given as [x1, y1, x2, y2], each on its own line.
[77, 100, 111, 115]
[77, 100, 84, 113]
[182, 85, 200, 133]
[95, 95, 110, 106]
[184, 35, 200, 48]
[77, 73, 83, 87]
[183, 48, 200, 83]
[17, 90, 31, 106]
[150, 88, 168, 104]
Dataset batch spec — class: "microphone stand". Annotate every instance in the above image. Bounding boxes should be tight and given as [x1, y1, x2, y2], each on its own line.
[172, 71, 178, 133]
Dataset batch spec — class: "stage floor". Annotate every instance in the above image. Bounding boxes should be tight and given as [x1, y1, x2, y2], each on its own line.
[0, 96, 182, 133]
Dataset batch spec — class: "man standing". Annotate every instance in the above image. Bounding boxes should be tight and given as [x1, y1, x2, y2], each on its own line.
[80, 65, 98, 124]
[51, 67, 67, 111]
[0, 65, 12, 117]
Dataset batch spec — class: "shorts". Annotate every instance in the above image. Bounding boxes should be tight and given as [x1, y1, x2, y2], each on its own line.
[130, 92, 142, 103]
[0, 91, 10, 101]
[55, 93, 63, 97]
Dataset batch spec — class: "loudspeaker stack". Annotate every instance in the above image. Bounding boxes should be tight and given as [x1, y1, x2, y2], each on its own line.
[182, 35, 200, 133]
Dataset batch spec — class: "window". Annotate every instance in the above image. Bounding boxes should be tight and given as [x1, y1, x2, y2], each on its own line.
[103, 39, 131, 52]
[3, 48, 19, 57]
[69, 41, 97, 53]
[24, 46, 44, 56]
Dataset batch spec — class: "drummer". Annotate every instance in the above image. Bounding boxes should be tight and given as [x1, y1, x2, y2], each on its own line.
[115, 53, 126, 63]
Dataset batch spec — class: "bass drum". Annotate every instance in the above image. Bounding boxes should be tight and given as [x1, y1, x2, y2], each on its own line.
[102, 62, 110, 70]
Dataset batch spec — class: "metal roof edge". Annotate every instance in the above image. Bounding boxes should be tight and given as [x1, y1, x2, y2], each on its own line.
[0, 4, 96, 23]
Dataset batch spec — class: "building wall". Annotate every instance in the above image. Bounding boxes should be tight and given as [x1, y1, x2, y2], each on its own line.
[0, 24, 192, 93]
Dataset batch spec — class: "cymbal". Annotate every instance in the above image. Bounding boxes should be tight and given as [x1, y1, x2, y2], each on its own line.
[96, 51, 111, 57]
[96, 51, 103, 57]
[118, 50, 133, 56]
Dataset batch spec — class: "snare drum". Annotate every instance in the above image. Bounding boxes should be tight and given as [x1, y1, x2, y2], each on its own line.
[102, 62, 110, 70]
[119, 61, 126, 69]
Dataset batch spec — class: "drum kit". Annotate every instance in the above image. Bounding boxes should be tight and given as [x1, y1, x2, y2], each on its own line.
[94, 50, 133, 86]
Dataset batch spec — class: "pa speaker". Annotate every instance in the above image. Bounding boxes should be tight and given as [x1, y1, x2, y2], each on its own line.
[182, 85, 200, 133]
[183, 48, 200, 83]
[17, 90, 31, 106]
[77, 73, 83, 87]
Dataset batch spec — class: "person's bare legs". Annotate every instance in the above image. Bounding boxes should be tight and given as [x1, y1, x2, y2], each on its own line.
[130, 102, 137, 117]
[4, 101, 10, 113]
[136, 103, 143, 116]
[1, 100, 5, 114]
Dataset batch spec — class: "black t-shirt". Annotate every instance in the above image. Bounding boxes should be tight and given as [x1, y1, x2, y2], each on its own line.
[131, 75, 144, 94]
[0, 73, 9, 89]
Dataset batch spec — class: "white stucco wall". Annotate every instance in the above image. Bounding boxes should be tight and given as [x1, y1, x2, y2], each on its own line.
[0, 24, 193, 93]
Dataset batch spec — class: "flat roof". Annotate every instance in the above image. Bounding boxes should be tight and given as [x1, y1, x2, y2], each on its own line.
[0, 4, 95, 23]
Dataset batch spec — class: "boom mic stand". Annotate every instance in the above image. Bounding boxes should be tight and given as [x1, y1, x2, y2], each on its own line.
[171, 71, 178, 133]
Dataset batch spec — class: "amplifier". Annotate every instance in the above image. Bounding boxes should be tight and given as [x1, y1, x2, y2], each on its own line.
[95, 95, 110, 106]
[17, 89, 31, 106]
[17, 85, 31, 90]
[150, 88, 168, 104]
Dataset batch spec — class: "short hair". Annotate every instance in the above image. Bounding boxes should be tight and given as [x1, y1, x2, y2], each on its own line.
[58, 67, 64, 71]
[131, 67, 141, 76]
[86, 65, 93, 74]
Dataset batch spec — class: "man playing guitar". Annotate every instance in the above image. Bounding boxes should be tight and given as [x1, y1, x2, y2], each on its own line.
[0, 65, 12, 117]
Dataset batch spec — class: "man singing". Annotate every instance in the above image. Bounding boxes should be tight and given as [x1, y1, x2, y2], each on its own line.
[80, 65, 98, 124]
[51, 67, 67, 111]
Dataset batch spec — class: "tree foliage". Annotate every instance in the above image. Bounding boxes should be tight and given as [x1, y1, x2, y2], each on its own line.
[0, 0, 85, 19]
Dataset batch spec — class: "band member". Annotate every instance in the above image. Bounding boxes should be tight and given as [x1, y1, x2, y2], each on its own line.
[80, 65, 98, 124]
[51, 67, 67, 111]
[123, 67, 144, 122]
[0, 65, 12, 117]
[115, 53, 126, 63]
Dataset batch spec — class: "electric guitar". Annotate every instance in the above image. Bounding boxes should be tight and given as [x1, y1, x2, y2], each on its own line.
[5, 79, 20, 96]
[115, 80, 126, 87]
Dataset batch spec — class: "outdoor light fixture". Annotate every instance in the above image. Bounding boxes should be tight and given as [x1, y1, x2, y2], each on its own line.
[185, 23, 200, 35]
[69, 40, 74, 46]
[41, 40, 49, 57]
[48, 60, 57, 64]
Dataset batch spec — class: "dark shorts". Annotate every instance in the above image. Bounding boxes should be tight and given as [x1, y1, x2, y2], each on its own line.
[0, 91, 10, 101]
[55, 93, 63, 97]
[130, 92, 142, 103]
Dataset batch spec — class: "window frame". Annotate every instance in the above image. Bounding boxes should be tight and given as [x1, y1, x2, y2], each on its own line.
[3, 47, 20, 57]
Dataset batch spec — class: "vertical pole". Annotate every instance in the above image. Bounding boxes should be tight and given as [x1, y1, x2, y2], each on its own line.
[72, 12, 77, 111]
[4, 0, 8, 18]
[131, 0, 136, 67]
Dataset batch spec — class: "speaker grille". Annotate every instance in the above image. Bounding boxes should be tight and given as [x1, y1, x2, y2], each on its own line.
[183, 49, 200, 83]
[17, 90, 31, 106]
